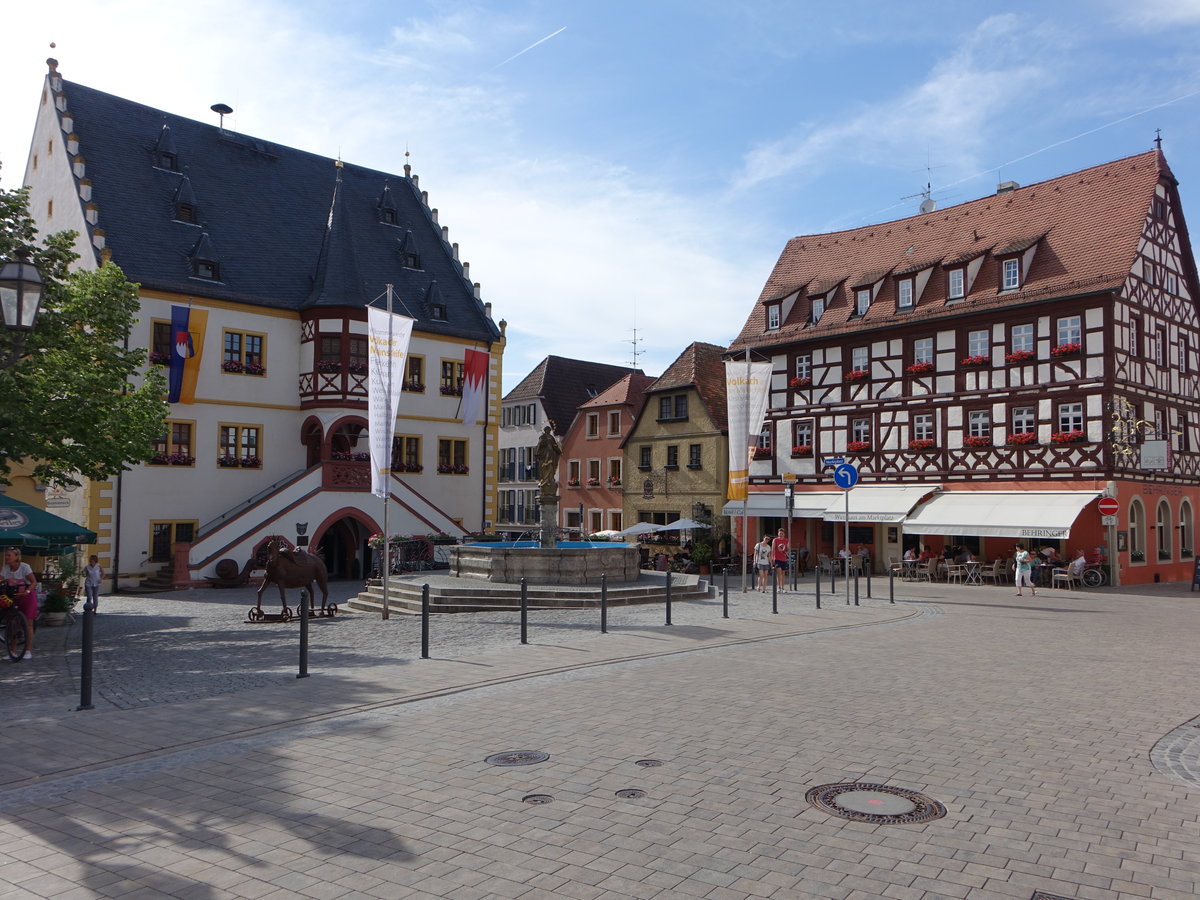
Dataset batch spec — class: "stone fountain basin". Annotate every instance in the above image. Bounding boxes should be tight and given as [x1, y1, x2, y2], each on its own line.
[452, 542, 641, 585]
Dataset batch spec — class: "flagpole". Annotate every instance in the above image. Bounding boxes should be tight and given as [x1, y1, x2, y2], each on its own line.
[382, 284, 393, 621]
[742, 346, 750, 593]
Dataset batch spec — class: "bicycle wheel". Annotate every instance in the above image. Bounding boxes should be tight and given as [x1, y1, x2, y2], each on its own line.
[1081, 568, 1103, 588]
[5, 610, 29, 661]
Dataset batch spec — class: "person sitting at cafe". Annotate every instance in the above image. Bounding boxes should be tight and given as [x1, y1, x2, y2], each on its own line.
[1087, 546, 1107, 565]
[1070, 549, 1087, 577]
[903, 546, 918, 562]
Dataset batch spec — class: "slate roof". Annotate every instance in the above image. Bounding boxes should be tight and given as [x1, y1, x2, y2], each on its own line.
[647, 342, 729, 431]
[54, 76, 499, 342]
[503, 356, 642, 434]
[730, 150, 1174, 352]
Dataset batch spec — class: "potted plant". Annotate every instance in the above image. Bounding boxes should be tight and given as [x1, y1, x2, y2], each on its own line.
[691, 541, 713, 574]
[40, 591, 75, 626]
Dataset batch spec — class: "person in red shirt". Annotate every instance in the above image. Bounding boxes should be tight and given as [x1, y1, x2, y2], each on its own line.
[772, 528, 789, 591]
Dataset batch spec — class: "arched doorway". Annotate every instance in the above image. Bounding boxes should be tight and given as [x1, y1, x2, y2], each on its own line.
[301, 418, 323, 469]
[314, 515, 374, 580]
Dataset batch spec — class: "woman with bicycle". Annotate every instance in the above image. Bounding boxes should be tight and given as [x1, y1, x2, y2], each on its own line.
[1, 548, 37, 659]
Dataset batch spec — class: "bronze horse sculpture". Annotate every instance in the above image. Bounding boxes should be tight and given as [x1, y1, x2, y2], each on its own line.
[253, 537, 331, 620]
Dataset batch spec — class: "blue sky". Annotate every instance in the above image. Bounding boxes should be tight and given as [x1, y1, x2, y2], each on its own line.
[3, 0, 1200, 391]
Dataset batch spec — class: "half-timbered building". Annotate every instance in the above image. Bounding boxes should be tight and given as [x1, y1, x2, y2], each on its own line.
[727, 149, 1200, 585]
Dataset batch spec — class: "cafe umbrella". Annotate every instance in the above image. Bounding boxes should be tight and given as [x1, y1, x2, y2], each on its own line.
[0, 494, 96, 551]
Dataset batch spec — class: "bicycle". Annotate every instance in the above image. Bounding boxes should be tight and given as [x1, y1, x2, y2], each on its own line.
[0, 586, 31, 662]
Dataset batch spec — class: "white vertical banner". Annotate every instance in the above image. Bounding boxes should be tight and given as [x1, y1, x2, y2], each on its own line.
[725, 359, 773, 501]
[367, 307, 415, 498]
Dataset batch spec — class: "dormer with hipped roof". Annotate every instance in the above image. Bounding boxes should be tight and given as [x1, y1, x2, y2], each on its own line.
[153, 122, 181, 172]
[172, 176, 199, 225]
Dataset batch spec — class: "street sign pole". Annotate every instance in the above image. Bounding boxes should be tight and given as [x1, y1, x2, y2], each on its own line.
[1103, 484, 1120, 587]
[844, 488, 851, 606]
[831, 462, 859, 607]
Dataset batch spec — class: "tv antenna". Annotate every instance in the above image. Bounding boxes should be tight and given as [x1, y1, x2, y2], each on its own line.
[627, 299, 644, 368]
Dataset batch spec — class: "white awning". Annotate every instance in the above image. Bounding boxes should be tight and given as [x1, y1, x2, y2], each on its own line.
[723, 492, 841, 519]
[903, 491, 1101, 539]
[822, 484, 943, 523]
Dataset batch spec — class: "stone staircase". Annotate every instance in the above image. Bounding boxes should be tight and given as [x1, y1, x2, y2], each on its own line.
[347, 571, 716, 616]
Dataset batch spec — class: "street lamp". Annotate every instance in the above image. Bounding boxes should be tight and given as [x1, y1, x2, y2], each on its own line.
[0, 248, 44, 369]
[296, 521, 309, 548]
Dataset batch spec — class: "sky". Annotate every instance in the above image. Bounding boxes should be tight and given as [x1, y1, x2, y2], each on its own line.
[3, 0, 1200, 392]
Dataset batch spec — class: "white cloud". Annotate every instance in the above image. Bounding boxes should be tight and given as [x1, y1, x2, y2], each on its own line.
[732, 14, 1048, 191]
[1111, 0, 1200, 29]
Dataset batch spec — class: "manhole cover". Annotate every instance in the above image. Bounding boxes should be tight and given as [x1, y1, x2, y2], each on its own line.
[522, 794, 554, 805]
[806, 783, 946, 825]
[635, 759, 664, 768]
[615, 788, 646, 799]
[485, 750, 550, 767]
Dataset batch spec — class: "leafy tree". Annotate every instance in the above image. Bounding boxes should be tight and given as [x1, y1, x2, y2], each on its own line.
[0, 187, 168, 486]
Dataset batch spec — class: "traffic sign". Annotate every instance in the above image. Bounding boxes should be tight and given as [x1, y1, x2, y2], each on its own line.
[823, 456, 845, 468]
[1101, 515, 1117, 526]
[781, 472, 798, 483]
[1098, 497, 1119, 516]
[833, 463, 859, 490]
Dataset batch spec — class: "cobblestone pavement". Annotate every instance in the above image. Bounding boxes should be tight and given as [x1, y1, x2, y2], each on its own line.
[3, 576, 1200, 899]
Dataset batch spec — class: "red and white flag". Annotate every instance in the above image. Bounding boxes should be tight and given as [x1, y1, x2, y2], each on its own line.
[460, 348, 488, 425]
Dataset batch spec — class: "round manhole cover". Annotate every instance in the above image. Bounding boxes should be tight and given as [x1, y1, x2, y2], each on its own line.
[485, 750, 550, 767]
[615, 788, 647, 799]
[806, 783, 946, 825]
[635, 759, 664, 768]
[522, 794, 554, 805]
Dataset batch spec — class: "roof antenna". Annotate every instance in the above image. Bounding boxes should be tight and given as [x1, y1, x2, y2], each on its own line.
[211, 103, 233, 134]
[627, 298, 643, 368]
[1155, 128, 1163, 150]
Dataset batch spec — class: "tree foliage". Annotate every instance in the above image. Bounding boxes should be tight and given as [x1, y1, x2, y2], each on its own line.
[0, 187, 168, 486]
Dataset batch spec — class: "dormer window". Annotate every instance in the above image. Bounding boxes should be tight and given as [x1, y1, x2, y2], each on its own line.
[766, 303, 781, 330]
[193, 259, 219, 280]
[1001, 258, 1020, 291]
[948, 268, 965, 299]
[811, 295, 826, 323]
[431, 304, 446, 320]
[855, 289, 872, 316]
[176, 203, 196, 224]
[398, 231, 422, 269]
[896, 279, 913, 309]
[158, 151, 179, 171]
[381, 207, 397, 225]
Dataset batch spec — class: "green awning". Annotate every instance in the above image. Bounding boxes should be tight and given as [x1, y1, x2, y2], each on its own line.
[0, 495, 96, 550]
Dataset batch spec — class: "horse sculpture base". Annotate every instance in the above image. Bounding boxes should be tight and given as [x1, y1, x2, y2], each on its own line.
[245, 603, 338, 624]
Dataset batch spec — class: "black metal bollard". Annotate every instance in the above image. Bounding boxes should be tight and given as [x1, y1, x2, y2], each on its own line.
[771, 574, 778, 614]
[853, 571, 860, 606]
[76, 597, 96, 710]
[830, 564, 836, 592]
[889, 568, 895, 604]
[421, 583, 430, 658]
[297, 589, 310, 679]
[600, 573, 608, 634]
[815, 568, 821, 609]
[722, 565, 729, 619]
[866, 566, 872, 599]
[665, 571, 673, 626]
[520, 577, 529, 644]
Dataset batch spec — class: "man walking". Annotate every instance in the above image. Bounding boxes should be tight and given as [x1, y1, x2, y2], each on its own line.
[772, 528, 790, 592]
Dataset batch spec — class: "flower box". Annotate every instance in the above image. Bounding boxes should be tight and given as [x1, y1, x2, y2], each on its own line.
[586, 478, 600, 486]
[399, 463, 423, 473]
[1050, 430, 1086, 444]
[221, 359, 244, 373]
[149, 351, 171, 365]
[239, 456, 262, 468]
[1050, 342, 1081, 357]
[217, 456, 241, 468]
[789, 376, 812, 389]
[243, 362, 265, 376]
[1004, 350, 1036, 364]
[440, 385, 463, 396]
[1130, 549, 1145, 562]
[1158, 549, 1172, 560]
[843, 369, 868, 382]
[960, 355, 988, 367]
[1182, 548, 1193, 559]
[790, 445, 813, 457]
[1006, 431, 1038, 446]
[752, 447, 772, 461]
[348, 362, 367, 375]
[402, 380, 425, 392]
[566, 478, 580, 487]
[437, 464, 469, 474]
[846, 440, 871, 453]
[963, 435, 993, 448]
[315, 360, 342, 373]
[607, 478, 622, 486]
[905, 362, 935, 375]
[908, 439, 936, 451]
[331, 451, 369, 461]
[169, 454, 195, 466]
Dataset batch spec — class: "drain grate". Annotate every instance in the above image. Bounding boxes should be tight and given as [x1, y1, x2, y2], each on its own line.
[485, 750, 550, 767]
[522, 794, 554, 805]
[1029, 893, 1077, 900]
[635, 759, 664, 768]
[615, 788, 647, 799]
[806, 783, 946, 825]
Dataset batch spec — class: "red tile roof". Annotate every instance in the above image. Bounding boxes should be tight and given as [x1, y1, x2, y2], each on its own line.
[580, 372, 657, 409]
[731, 150, 1171, 351]
[649, 341, 729, 430]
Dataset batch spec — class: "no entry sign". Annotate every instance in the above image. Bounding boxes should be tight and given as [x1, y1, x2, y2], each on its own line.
[1098, 497, 1119, 516]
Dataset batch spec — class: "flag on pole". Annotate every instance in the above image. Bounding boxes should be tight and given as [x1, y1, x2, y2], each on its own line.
[367, 307, 415, 498]
[460, 348, 489, 425]
[724, 359, 773, 501]
[167, 305, 207, 404]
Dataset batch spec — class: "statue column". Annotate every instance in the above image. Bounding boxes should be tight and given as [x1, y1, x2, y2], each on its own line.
[539, 489, 559, 548]
[534, 425, 562, 548]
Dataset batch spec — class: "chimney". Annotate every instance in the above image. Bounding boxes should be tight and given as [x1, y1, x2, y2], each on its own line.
[996, 180, 1019, 195]
[484, 302, 493, 319]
